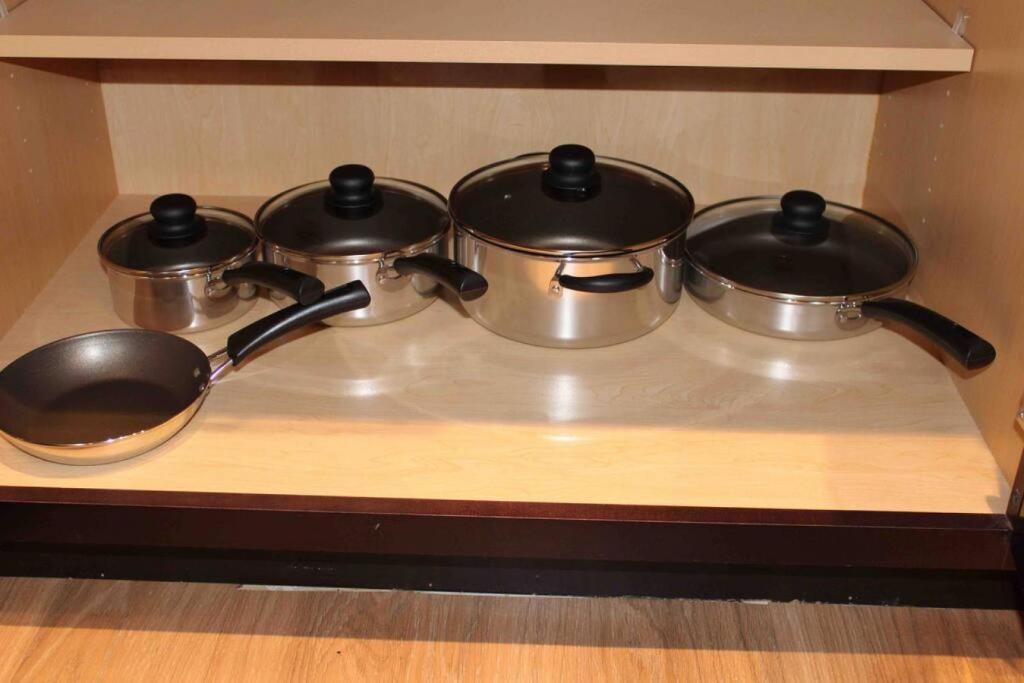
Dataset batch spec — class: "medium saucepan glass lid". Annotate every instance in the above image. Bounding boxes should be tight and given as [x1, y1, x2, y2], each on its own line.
[448, 144, 695, 256]
[685, 191, 918, 299]
[99, 194, 258, 274]
[256, 165, 449, 258]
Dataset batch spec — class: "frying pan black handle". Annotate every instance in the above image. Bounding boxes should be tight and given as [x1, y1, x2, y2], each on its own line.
[392, 253, 488, 302]
[226, 281, 371, 365]
[558, 267, 654, 294]
[861, 298, 996, 370]
[221, 263, 325, 305]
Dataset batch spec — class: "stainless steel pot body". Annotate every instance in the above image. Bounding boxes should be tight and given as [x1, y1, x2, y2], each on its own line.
[683, 259, 910, 340]
[456, 229, 683, 348]
[263, 238, 446, 326]
[102, 251, 260, 334]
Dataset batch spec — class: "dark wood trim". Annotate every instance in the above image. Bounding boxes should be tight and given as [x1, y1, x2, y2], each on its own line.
[0, 490, 1013, 572]
[0, 546, 1018, 610]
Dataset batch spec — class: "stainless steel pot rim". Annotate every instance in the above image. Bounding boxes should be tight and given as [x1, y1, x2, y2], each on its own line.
[449, 152, 695, 258]
[262, 231, 446, 265]
[254, 176, 449, 262]
[685, 195, 919, 304]
[684, 258, 912, 305]
[98, 245, 258, 279]
[98, 205, 260, 278]
[456, 226, 677, 261]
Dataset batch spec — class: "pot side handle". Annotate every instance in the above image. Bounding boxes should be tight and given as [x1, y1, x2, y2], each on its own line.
[558, 267, 654, 294]
[222, 263, 325, 306]
[226, 281, 371, 366]
[393, 253, 489, 302]
[861, 298, 996, 370]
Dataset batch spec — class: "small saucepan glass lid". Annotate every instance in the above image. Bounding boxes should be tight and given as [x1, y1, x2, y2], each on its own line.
[255, 165, 449, 259]
[99, 194, 258, 274]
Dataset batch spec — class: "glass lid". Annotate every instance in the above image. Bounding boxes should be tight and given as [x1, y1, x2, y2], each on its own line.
[448, 144, 695, 256]
[256, 165, 449, 257]
[685, 191, 918, 298]
[98, 194, 258, 274]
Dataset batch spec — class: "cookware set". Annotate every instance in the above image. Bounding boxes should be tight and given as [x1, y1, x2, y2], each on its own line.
[0, 143, 998, 464]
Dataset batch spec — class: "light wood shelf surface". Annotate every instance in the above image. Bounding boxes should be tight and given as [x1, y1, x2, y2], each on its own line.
[0, 0, 972, 71]
[0, 195, 1007, 513]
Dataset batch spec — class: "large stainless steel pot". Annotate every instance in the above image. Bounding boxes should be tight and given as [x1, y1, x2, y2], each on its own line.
[99, 194, 324, 333]
[449, 145, 694, 348]
[256, 165, 486, 326]
[683, 191, 996, 370]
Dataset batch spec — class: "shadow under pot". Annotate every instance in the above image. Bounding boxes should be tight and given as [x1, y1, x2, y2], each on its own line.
[98, 194, 325, 333]
[448, 144, 695, 348]
[682, 190, 996, 370]
[255, 165, 487, 326]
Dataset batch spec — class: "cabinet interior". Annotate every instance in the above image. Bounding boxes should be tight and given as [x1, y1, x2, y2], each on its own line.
[0, 18, 1021, 514]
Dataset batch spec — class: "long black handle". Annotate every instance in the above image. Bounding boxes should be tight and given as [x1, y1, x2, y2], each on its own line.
[558, 267, 654, 294]
[222, 263, 325, 306]
[392, 253, 488, 302]
[861, 298, 996, 370]
[226, 281, 371, 365]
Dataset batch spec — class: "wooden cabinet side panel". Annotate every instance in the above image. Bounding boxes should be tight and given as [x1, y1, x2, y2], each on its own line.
[100, 62, 879, 205]
[0, 59, 117, 336]
[863, 1, 1024, 482]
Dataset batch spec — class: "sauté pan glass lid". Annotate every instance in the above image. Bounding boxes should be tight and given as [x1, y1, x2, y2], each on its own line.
[256, 164, 449, 258]
[448, 144, 695, 256]
[98, 194, 258, 274]
[684, 190, 918, 299]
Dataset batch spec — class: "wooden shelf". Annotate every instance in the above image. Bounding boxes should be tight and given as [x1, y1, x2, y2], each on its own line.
[0, 195, 1007, 514]
[0, 0, 972, 71]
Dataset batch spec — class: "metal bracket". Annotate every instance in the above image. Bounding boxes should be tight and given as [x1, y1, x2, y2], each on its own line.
[952, 9, 970, 37]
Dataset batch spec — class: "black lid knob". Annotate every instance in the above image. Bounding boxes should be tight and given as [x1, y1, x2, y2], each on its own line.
[773, 189, 829, 241]
[542, 144, 601, 201]
[148, 193, 206, 244]
[328, 164, 380, 212]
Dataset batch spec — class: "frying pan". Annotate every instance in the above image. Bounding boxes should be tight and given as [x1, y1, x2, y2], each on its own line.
[683, 191, 996, 370]
[0, 281, 371, 465]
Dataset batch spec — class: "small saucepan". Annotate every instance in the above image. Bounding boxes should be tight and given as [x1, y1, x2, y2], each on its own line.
[0, 282, 371, 465]
[99, 194, 326, 333]
[683, 190, 996, 369]
[256, 165, 487, 326]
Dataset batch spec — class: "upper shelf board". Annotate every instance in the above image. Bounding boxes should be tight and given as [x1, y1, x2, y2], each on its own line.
[0, 0, 972, 71]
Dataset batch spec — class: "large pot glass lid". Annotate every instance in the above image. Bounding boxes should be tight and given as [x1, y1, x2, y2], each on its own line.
[99, 194, 257, 274]
[256, 165, 449, 257]
[448, 145, 694, 256]
[685, 191, 917, 298]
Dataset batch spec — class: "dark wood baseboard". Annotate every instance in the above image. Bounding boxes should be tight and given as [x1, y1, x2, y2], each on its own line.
[0, 487, 1017, 606]
[1, 546, 1019, 609]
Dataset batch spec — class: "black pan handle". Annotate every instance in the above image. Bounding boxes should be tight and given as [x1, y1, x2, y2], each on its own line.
[392, 253, 488, 302]
[861, 298, 996, 370]
[221, 263, 325, 306]
[226, 281, 371, 365]
[558, 267, 654, 294]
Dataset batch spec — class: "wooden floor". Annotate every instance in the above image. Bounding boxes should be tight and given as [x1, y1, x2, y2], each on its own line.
[0, 578, 1021, 681]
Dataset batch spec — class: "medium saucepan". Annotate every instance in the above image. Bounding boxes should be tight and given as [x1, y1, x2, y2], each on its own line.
[99, 194, 325, 333]
[0, 282, 371, 465]
[256, 165, 487, 326]
[449, 144, 695, 348]
[683, 190, 996, 369]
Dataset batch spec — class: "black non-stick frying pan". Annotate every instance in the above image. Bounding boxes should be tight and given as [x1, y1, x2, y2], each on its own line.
[0, 281, 371, 465]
